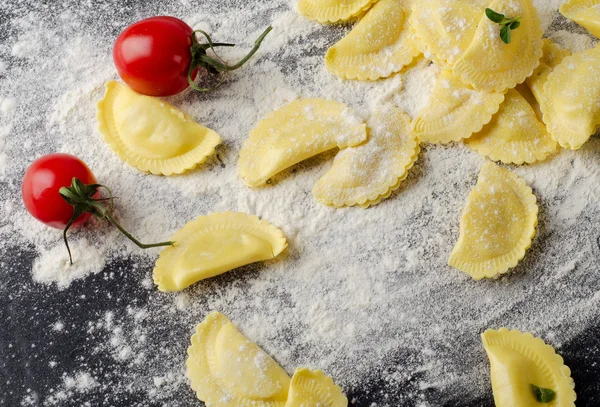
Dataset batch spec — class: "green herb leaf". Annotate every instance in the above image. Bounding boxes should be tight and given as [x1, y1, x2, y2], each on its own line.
[485, 8, 505, 23]
[531, 384, 556, 403]
[485, 8, 522, 45]
[500, 25, 511, 44]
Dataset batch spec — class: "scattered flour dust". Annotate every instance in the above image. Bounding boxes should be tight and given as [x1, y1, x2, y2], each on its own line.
[32, 239, 107, 288]
[1, 0, 599, 406]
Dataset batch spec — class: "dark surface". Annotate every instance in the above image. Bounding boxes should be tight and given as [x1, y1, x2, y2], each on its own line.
[1, 1, 600, 406]
[3, 249, 600, 406]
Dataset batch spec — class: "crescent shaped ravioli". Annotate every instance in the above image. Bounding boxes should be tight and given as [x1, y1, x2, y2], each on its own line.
[239, 99, 367, 187]
[525, 39, 571, 104]
[312, 106, 419, 208]
[541, 45, 600, 150]
[560, 0, 600, 38]
[482, 328, 576, 407]
[452, 0, 543, 92]
[97, 81, 221, 176]
[448, 162, 538, 279]
[153, 212, 287, 292]
[324, 0, 420, 80]
[410, 0, 487, 66]
[466, 88, 557, 164]
[187, 312, 291, 406]
[285, 368, 348, 407]
[412, 69, 505, 144]
[296, 0, 377, 23]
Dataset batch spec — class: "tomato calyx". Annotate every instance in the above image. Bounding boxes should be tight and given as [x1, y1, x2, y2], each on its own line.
[187, 26, 272, 92]
[59, 178, 175, 265]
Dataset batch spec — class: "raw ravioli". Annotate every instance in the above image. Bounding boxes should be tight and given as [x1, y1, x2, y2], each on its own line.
[412, 69, 504, 144]
[296, 0, 377, 23]
[448, 162, 538, 279]
[560, 0, 600, 38]
[239, 99, 367, 187]
[466, 89, 557, 164]
[324, 0, 420, 80]
[482, 328, 576, 407]
[525, 39, 571, 104]
[541, 45, 600, 149]
[313, 106, 419, 208]
[97, 81, 221, 176]
[285, 368, 348, 407]
[452, 0, 543, 92]
[410, 0, 543, 92]
[153, 212, 287, 292]
[187, 312, 291, 406]
[410, 0, 487, 67]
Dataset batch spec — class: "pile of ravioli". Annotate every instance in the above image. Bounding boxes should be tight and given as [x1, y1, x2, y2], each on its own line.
[90, 0, 600, 405]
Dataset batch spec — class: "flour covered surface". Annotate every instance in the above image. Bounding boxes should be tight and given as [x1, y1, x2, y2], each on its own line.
[2, 0, 600, 406]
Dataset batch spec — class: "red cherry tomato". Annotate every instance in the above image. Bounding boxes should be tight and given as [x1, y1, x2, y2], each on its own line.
[22, 154, 97, 229]
[113, 16, 197, 96]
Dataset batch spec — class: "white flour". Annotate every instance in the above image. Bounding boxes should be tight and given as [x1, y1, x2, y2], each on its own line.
[1, 0, 599, 406]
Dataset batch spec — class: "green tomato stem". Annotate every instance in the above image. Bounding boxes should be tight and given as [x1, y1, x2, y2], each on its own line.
[187, 26, 272, 92]
[59, 178, 174, 265]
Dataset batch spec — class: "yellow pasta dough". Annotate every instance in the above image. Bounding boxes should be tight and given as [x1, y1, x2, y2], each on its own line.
[560, 0, 600, 38]
[410, 0, 542, 92]
[525, 39, 571, 105]
[452, 0, 543, 92]
[239, 99, 367, 187]
[187, 312, 291, 406]
[410, 0, 486, 67]
[324, 0, 420, 80]
[285, 368, 348, 407]
[296, 0, 377, 23]
[97, 81, 221, 176]
[482, 328, 576, 407]
[541, 45, 600, 149]
[448, 162, 538, 279]
[412, 69, 505, 144]
[466, 88, 557, 164]
[153, 212, 287, 292]
[312, 106, 419, 208]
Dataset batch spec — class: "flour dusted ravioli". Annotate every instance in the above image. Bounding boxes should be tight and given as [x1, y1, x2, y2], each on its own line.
[325, 0, 420, 80]
[187, 312, 291, 406]
[453, 0, 543, 92]
[541, 45, 600, 149]
[239, 99, 367, 187]
[482, 328, 576, 407]
[448, 162, 538, 279]
[412, 69, 504, 144]
[153, 212, 287, 292]
[297, 0, 376, 23]
[560, 0, 600, 38]
[285, 368, 348, 407]
[411, 0, 542, 92]
[313, 106, 419, 208]
[97, 81, 221, 176]
[410, 0, 486, 66]
[525, 39, 571, 104]
[466, 89, 557, 164]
